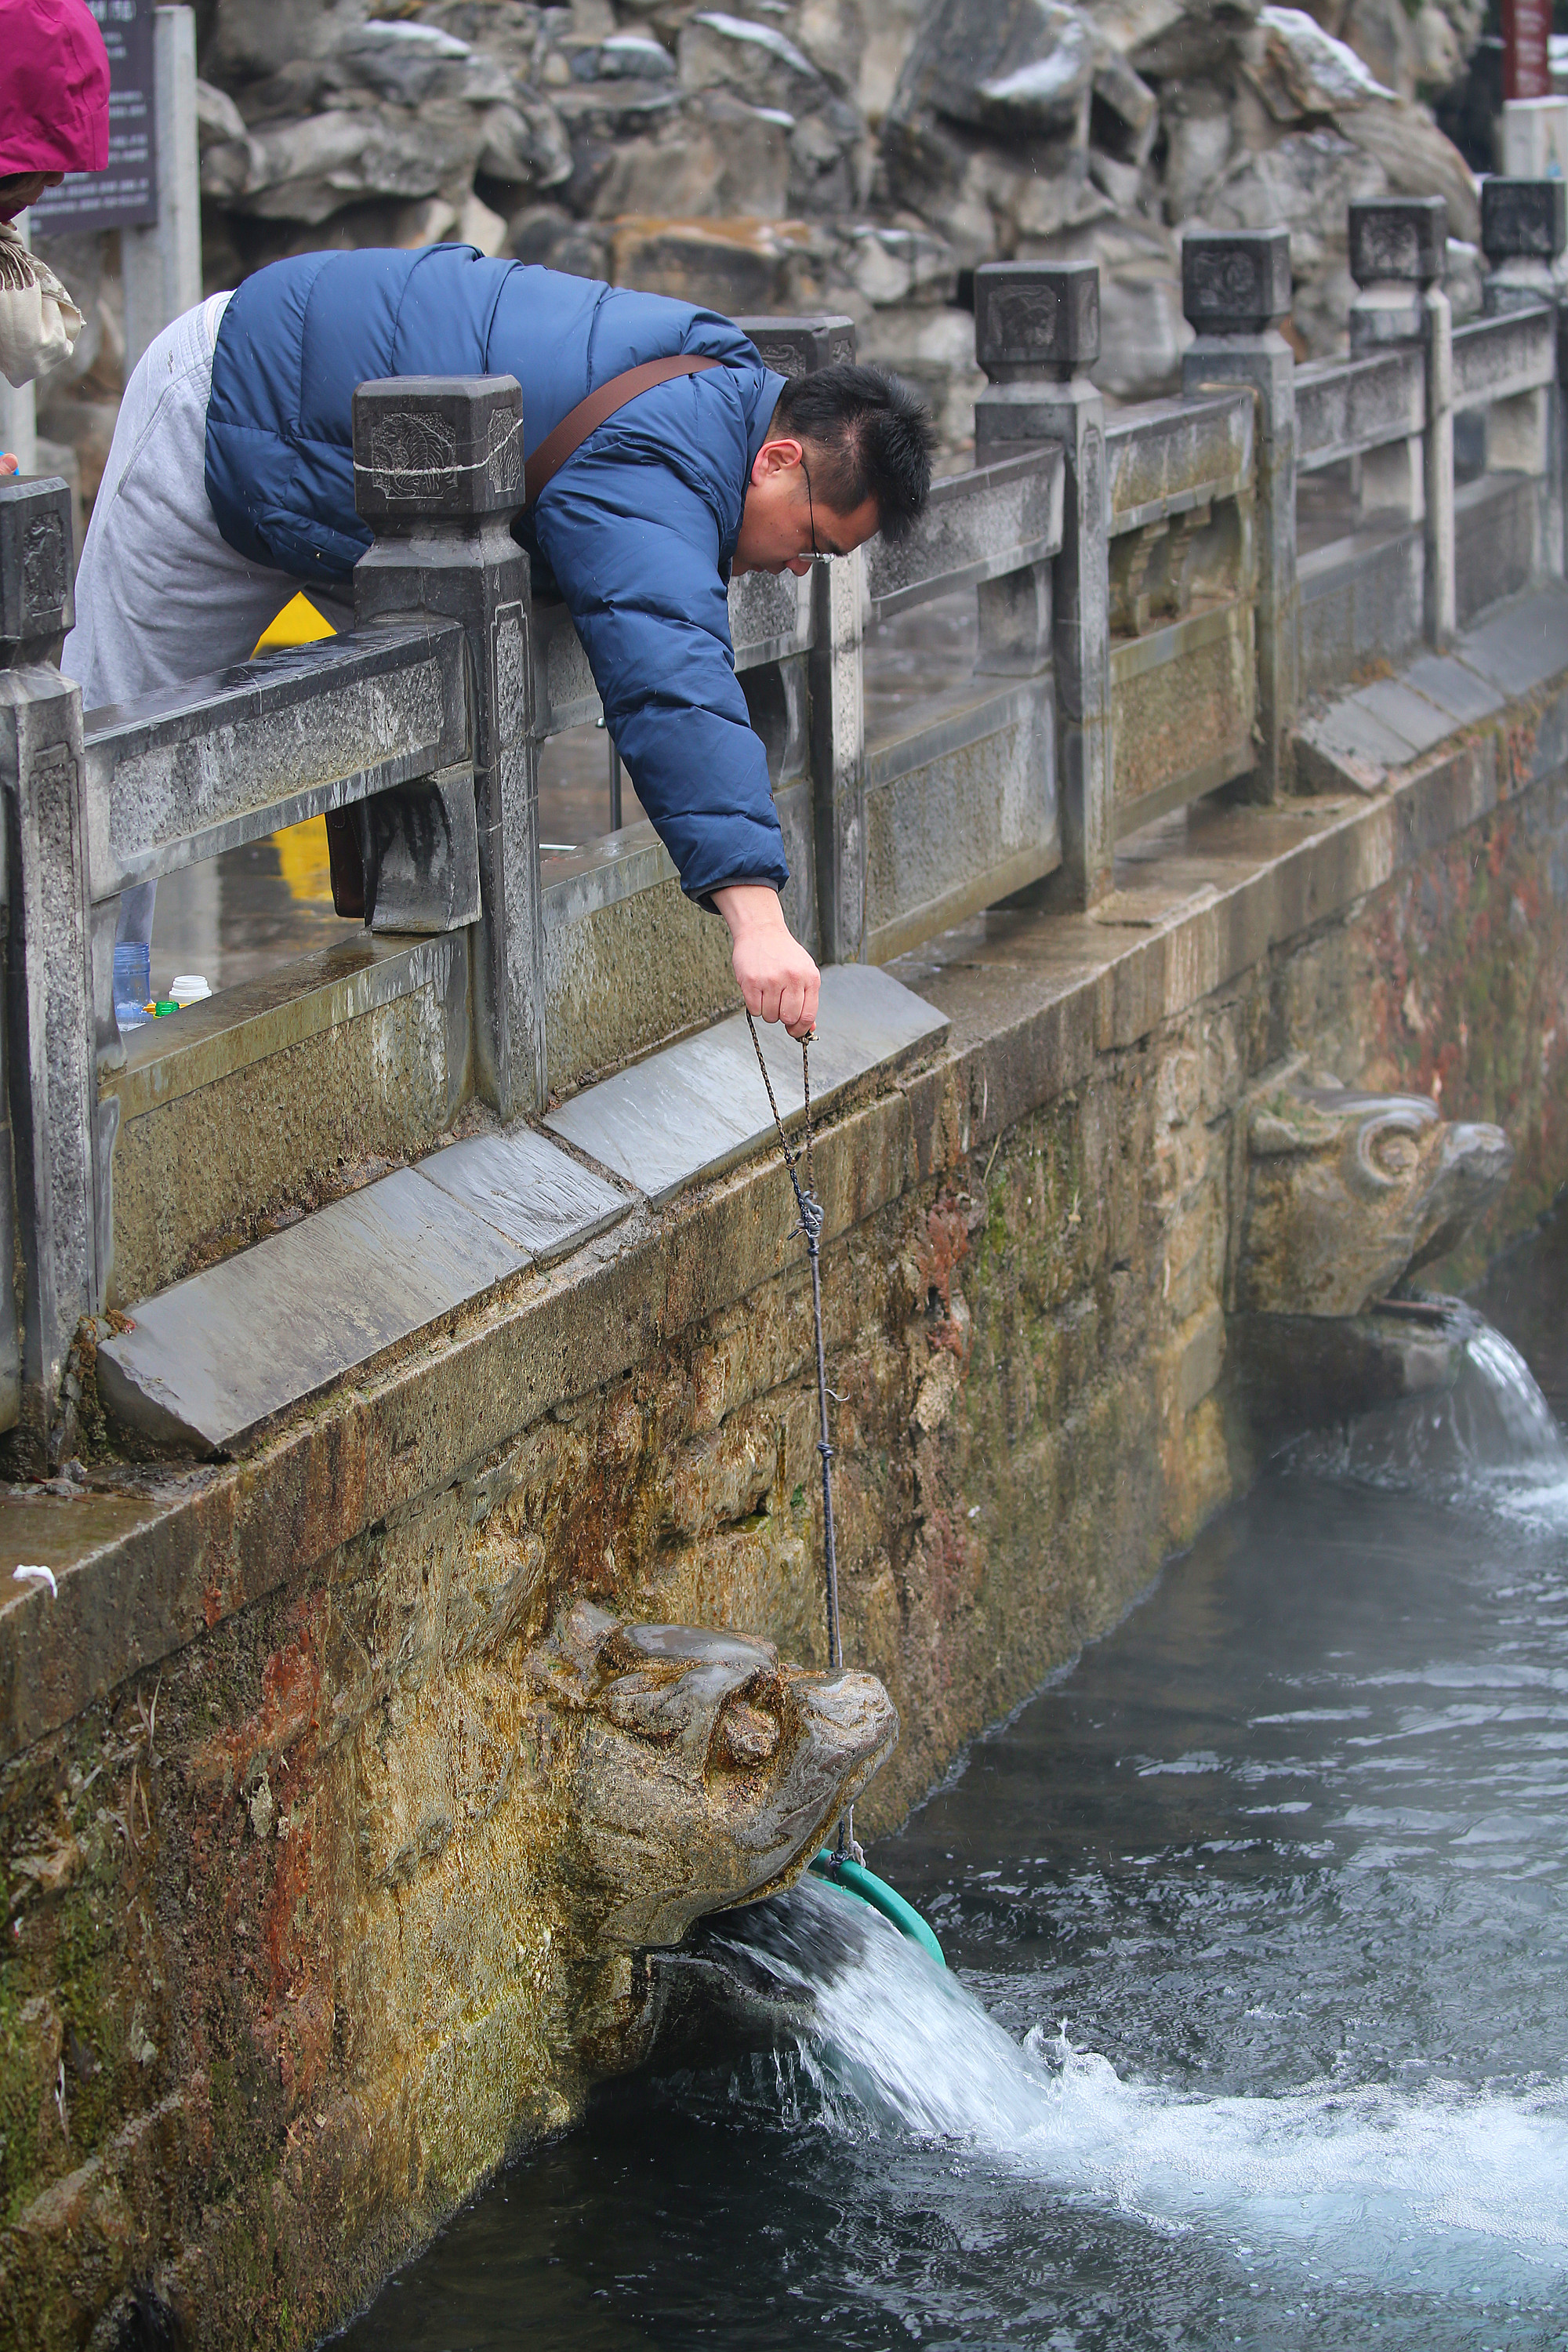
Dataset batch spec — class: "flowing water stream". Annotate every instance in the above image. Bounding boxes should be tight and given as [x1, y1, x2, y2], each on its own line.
[335, 1210, 1568, 2350]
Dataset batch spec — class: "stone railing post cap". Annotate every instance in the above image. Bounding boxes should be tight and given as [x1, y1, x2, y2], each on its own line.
[973, 260, 1100, 372]
[732, 314, 856, 376]
[1480, 176, 1568, 264]
[1181, 229, 1291, 335]
[0, 477, 74, 656]
[1348, 196, 1448, 288]
[353, 374, 524, 521]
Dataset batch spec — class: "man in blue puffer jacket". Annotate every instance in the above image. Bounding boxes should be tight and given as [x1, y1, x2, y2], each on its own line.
[64, 245, 933, 1040]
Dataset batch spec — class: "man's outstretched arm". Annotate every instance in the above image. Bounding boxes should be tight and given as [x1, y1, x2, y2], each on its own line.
[534, 447, 819, 1034]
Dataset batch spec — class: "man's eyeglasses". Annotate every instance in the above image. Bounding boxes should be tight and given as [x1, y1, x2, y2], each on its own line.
[799, 456, 836, 563]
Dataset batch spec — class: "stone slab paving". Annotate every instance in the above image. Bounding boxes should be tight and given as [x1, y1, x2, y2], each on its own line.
[1305, 695, 1421, 774]
[545, 964, 948, 1205]
[1298, 584, 1568, 781]
[95, 971, 944, 1450]
[96, 1134, 625, 1451]
[1457, 585, 1568, 699]
[1351, 676, 1457, 758]
[417, 1127, 628, 1263]
[1400, 651, 1506, 728]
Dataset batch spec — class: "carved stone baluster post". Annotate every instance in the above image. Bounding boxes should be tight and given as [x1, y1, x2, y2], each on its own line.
[0, 481, 108, 1457]
[974, 260, 1111, 908]
[1479, 177, 1568, 581]
[351, 376, 543, 1121]
[737, 313, 865, 965]
[1181, 228, 1299, 798]
[1346, 198, 1454, 649]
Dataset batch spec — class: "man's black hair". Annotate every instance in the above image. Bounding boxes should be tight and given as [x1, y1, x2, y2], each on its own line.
[769, 364, 934, 542]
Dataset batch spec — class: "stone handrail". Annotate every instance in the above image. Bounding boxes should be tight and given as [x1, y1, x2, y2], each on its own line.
[1105, 389, 1254, 535]
[1291, 187, 1566, 690]
[1450, 306, 1558, 411]
[1100, 385, 1260, 835]
[864, 446, 1065, 619]
[1295, 347, 1426, 471]
[83, 619, 470, 897]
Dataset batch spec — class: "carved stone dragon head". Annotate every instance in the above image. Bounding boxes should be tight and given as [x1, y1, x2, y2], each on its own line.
[1233, 1067, 1513, 1320]
[526, 1602, 898, 1952]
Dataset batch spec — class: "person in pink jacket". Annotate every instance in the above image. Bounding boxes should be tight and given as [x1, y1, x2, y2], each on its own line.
[0, 0, 109, 469]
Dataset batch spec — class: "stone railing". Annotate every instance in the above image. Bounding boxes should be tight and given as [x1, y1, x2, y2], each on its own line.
[858, 441, 1065, 960]
[1295, 183, 1565, 692]
[1, 187, 1564, 1449]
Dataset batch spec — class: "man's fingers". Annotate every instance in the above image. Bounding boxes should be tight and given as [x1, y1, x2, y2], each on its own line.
[786, 978, 817, 1040]
[729, 918, 820, 1036]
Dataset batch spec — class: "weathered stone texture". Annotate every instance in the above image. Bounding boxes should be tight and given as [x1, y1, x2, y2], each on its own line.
[5, 737, 1568, 2346]
[1233, 1068, 1511, 1317]
[104, 946, 470, 1305]
[543, 869, 739, 1096]
[1269, 766, 1568, 1282]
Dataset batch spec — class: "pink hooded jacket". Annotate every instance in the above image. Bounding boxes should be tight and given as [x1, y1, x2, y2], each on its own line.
[0, 0, 111, 177]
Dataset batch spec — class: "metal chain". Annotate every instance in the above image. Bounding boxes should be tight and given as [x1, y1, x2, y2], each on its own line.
[746, 1010, 858, 1863]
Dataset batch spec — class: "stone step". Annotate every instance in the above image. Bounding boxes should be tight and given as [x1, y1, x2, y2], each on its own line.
[1295, 581, 1568, 788]
[95, 964, 946, 1454]
[543, 963, 949, 1204]
[96, 1140, 629, 1454]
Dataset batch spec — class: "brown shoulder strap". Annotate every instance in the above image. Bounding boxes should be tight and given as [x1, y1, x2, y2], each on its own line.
[524, 353, 722, 507]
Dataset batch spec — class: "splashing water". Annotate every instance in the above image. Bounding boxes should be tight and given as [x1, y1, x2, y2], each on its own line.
[1286, 1306, 1568, 1512]
[710, 1873, 1568, 2293]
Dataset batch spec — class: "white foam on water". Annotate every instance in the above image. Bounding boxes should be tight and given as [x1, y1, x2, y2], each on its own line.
[737, 1878, 1568, 2289]
[1287, 1312, 1568, 1522]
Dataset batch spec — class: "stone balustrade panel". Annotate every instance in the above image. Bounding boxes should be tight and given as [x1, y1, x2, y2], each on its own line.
[1451, 309, 1559, 412]
[1105, 390, 1254, 535]
[865, 448, 1065, 620]
[1295, 350, 1428, 472]
[84, 619, 471, 897]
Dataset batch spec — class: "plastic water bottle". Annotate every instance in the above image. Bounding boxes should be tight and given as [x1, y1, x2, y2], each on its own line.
[113, 942, 151, 1032]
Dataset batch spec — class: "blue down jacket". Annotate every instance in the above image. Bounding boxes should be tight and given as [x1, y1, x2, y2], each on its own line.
[205, 245, 789, 902]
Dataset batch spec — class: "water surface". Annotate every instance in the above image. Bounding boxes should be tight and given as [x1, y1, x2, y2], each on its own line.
[336, 1210, 1568, 2350]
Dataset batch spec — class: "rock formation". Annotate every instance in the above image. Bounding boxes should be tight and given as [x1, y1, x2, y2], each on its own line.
[33, 0, 1493, 489]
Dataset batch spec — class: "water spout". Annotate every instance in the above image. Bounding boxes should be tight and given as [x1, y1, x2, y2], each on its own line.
[1284, 1304, 1568, 1502]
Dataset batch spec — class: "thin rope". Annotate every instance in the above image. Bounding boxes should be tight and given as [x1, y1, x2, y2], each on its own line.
[746, 1009, 859, 1864]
